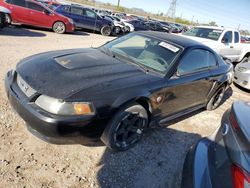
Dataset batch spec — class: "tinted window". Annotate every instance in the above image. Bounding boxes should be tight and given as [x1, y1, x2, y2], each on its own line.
[26, 2, 45, 12]
[178, 49, 216, 75]
[104, 33, 180, 74]
[207, 52, 217, 67]
[70, 7, 83, 15]
[234, 32, 240, 43]
[11, 0, 26, 7]
[84, 9, 96, 18]
[222, 31, 233, 43]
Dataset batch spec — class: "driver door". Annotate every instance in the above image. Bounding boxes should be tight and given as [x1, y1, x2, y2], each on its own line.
[157, 49, 216, 118]
[25, 1, 51, 27]
[219, 31, 237, 61]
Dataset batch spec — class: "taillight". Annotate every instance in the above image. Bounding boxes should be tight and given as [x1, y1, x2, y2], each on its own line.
[230, 112, 239, 130]
[232, 165, 250, 188]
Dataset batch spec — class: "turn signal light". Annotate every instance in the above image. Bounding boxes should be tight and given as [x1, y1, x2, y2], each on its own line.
[230, 112, 239, 130]
[74, 103, 92, 115]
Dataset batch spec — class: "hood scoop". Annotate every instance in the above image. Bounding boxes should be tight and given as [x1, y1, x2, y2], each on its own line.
[54, 53, 99, 70]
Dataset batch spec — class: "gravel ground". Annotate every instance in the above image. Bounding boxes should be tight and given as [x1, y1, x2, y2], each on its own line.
[0, 26, 250, 188]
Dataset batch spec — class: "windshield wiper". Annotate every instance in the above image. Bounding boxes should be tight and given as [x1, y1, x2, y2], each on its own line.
[112, 51, 150, 73]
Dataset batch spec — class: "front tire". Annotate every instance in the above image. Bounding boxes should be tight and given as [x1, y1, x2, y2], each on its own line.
[5, 14, 11, 25]
[53, 21, 66, 34]
[100, 25, 112, 36]
[0, 13, 5, 29]
[206, 86, 226, 111]
[101, 103, 148, 151]
[125, 26, 130, 33]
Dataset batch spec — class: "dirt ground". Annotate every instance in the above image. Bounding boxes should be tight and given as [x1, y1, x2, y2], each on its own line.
[0, 26, 250, 188]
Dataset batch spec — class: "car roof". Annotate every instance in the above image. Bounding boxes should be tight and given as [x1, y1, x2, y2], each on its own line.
[137, 31, 206, 48]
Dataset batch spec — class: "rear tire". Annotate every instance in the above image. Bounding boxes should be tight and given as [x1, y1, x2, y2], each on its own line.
[101, 102, 148, 151]
[53, 21, 66, 34]
[100, 25, 112, 36]
[206, 86, 226, 111]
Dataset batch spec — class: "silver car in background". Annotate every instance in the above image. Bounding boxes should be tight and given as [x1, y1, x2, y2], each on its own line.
[234, 59, 250, 90]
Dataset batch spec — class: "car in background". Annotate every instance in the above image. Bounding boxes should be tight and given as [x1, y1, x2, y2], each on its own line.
[234, 60, 250, 90]
[104, 15, 125, 34]
[55, 4, 114, 36]
[126, 19, 149, 31]
[181, 26, 250, 64]
[181, 101, 250, 188]
[5, 31, 232, 151]
[0, 6, 11, 29]
[146, 21, 169, 32]
[111, 16, 135, 33]
[241, 36, 250, 43]
[0, 0, 74, 34]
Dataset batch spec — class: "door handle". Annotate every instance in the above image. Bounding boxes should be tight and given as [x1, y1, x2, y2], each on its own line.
[230, 46, 234, 48]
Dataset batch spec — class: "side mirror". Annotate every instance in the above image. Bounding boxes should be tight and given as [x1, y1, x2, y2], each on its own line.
[43, 10, 51, 15]
[222, 38, 229, 44]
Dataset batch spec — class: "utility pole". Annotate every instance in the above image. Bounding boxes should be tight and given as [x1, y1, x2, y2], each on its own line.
[167, 0, 177, 19]
[117, 0, 120, 8]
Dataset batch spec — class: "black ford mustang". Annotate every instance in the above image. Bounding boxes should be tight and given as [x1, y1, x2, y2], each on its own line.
[5, 32, 233, 151]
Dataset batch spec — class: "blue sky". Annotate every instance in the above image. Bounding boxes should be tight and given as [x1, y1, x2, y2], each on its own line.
[97, 0, 250, 30]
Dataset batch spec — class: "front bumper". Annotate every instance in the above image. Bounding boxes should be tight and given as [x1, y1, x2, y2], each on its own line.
[233, 70, 250, 90]
[66, 22, 75, 33]
[5, 71, 106, 145]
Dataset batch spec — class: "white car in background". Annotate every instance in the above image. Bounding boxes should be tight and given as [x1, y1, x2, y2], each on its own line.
[234, 60, 250, 90]
[181, 26, 250, 64]
[105, 15, 134, 33]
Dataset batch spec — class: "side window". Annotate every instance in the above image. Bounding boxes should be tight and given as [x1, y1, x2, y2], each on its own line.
[222, 31, 233, 43]
[207, 52, 217, 67]
[62, 5, 70, 13]
[11, 0, 26, 7]
[234, 32, 240, 43]
[26, 2, 45, 12]
[5, 0, 12, 4]
[84, 9, 96, 18]
[178, 49, 215, 75]
[70, 7, 83, 16]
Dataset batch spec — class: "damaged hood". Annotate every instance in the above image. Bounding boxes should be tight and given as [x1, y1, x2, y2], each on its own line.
[16, 48, 158, 99]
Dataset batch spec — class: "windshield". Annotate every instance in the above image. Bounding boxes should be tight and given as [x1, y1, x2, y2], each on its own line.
[101, 33, 181, 74]
[183, 27, 223, 41]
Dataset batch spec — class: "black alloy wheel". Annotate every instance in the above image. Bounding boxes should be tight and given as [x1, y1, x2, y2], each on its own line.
[101, 103, 148, 151]
[207, 86, 226, 111]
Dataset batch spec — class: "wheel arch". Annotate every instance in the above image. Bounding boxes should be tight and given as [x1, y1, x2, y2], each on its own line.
[52, 20, 66, 29]
[111, 93, 152, 120]
[239, 52, 250, 62]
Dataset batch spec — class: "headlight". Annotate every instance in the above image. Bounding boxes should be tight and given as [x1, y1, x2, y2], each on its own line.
[68, 19, 74, 25]
[35, 95, 95, 116]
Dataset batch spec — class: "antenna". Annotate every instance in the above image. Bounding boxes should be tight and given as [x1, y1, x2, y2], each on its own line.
[167, 0, 177, 19]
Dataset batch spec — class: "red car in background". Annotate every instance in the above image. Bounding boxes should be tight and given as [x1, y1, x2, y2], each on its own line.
[0, 0, 74, 33]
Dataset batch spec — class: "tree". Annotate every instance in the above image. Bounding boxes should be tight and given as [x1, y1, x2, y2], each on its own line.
[117, 0, 120, 8]
[208, 21, 218, 26]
